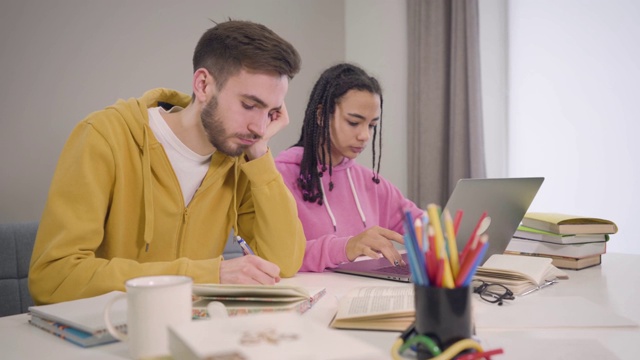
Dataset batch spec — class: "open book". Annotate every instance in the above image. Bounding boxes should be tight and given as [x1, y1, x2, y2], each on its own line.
[28, 291, 126, 347]
[474, 254, 568, 296]
[191, 284, 326, 317]
[330, 285, 414, 332]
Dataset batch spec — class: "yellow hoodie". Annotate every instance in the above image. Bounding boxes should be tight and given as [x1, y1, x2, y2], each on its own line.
[29, 88, 305, 304]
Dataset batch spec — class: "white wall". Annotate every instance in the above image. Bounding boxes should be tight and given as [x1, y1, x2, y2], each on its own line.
[508, 0, 640, 254]
[0, 0, 346, 222]
[13, 1, 632, 257]
[0, 0, 412, 224]
[345, 0, 408, 196]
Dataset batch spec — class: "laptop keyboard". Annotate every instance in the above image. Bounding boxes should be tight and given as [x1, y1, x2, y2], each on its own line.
[375, 264, 410, 275]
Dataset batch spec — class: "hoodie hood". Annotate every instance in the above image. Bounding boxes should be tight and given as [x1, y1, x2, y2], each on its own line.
[108, 88, 193, 251]
[276, 146, 357, 173]
[112, 88, 192, 150]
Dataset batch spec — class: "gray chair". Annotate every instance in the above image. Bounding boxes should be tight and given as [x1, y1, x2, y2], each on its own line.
[222, 231, 244, 260]
[0, 223, 243, 317]
[0, 221, 38, 317]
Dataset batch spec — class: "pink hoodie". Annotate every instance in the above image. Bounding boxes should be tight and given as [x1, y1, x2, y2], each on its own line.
[275, 146, 424, 272]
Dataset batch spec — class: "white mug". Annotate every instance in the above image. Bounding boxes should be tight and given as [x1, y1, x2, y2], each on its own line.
[104, 275, 193, 359]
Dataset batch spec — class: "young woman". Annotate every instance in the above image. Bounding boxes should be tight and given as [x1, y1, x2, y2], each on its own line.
[276, 63, 423, 272]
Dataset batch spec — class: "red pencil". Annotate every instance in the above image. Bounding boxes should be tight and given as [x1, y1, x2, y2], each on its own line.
[459, 211, 487, 264]
[426, 225, 438, 283]
[453, 210, 463, 234]
[455, 235, 488, 287]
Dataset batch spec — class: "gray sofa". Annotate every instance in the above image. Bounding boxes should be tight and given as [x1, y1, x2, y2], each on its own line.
[0, 221, 38, 317]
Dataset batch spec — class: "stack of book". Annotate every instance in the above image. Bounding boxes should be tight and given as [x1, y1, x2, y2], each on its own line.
[505, 212, 618, 270]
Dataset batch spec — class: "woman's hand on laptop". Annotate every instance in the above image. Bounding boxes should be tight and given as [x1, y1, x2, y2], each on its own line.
[346, 226, 406, 266]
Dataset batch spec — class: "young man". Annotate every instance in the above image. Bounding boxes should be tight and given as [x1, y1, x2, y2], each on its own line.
[29, 20, 306, 305]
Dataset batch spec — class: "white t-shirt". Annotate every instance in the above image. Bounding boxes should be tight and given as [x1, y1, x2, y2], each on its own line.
[147, 107, 212, 206]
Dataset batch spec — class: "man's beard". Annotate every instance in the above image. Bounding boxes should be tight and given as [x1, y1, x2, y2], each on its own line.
[201, 96, 246, 157]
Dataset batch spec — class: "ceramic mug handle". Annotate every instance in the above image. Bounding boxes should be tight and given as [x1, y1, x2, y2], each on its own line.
[103, 293, 128, 341]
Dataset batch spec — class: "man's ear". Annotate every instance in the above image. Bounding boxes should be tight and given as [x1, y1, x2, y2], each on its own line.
[193, 68, 216, 103]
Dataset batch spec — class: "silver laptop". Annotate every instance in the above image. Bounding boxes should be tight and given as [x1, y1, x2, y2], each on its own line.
[330, 177, 544, 282]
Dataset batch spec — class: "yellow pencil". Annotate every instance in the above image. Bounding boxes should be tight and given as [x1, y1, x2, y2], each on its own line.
[444, 209, 460, 279]
[441, 257, 455, 289]
[427, 204, 455, 288]
[426, 204, 445, 260]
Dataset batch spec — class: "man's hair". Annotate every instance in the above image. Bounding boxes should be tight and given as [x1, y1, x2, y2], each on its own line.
[294, 63, 384, 205]
[193, 20, 301, 90]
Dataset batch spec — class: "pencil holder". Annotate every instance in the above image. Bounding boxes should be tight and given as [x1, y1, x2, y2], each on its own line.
[414, 285, 472, 359]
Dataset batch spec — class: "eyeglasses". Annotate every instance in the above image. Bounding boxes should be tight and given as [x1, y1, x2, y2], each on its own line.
[471, 279, 515, 306]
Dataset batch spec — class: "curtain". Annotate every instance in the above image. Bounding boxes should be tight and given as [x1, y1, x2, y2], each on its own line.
[407, 0, 486, 208]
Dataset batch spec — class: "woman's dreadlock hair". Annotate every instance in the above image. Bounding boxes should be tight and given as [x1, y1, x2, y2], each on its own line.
[293, 63, 383, 205]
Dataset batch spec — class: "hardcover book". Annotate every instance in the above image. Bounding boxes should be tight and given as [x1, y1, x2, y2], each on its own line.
[29, 314, 119, 347]
[506, 237, 606, 259]
[27, 291, 126, 347]
[522, 213, 618, 235]
[514, 225, 609, 244]
[504, 251, 602, 270]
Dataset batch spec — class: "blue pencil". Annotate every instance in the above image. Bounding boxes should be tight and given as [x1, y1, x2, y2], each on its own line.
[462, 240, 489, 287]
[403, 211, 428, 286]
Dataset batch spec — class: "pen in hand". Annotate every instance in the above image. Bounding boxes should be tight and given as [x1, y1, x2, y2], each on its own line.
[235, 235, 255, 256]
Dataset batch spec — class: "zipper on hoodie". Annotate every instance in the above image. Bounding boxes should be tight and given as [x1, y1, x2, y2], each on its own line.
[177, 207, 190, 257]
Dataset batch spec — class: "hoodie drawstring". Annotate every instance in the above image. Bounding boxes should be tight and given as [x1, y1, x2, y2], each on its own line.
[319, 180, 337, 232]
[320, 167, 366, 232]
[347, 168, 367, 228]
[142, 125, 154, 252]
[232, 159, 239, 240]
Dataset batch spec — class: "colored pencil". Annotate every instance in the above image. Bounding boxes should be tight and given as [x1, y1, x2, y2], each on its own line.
[443, 209, 460, 279]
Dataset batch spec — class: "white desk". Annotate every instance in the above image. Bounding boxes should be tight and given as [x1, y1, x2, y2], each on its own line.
[1, 253, 639, 359]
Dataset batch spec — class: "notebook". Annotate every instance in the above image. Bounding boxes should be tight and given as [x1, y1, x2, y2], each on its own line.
[330, 177, 545, 282]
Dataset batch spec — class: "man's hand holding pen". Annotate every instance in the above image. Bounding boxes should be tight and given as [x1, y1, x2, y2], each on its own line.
[219, 235, 281, 285]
